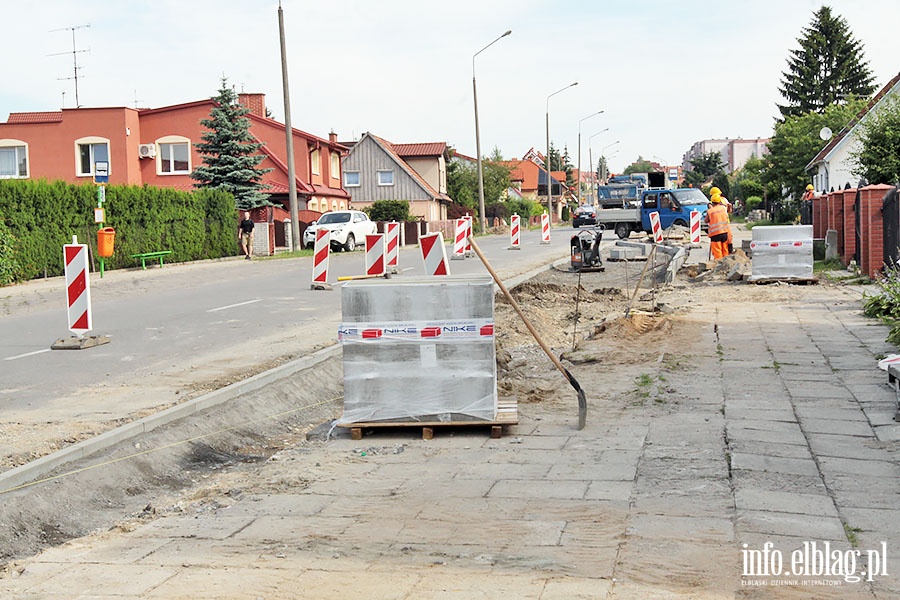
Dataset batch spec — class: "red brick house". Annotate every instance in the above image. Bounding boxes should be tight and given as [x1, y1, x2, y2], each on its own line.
[0, 92, 349, 217]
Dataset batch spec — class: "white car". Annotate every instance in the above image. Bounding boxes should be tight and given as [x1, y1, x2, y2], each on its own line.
[303, 210, 377, 252]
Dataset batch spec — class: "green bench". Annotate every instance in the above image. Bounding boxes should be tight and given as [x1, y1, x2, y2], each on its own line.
[131, 250, 173, 270]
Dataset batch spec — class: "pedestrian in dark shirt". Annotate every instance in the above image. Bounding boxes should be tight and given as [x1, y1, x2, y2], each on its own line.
[238, 211, 254, 259]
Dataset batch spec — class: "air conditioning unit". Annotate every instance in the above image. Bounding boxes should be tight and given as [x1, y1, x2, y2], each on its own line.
[138, 143, 156, 159]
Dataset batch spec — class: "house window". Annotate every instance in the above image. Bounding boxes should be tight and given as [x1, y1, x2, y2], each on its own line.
[75, 137, 110, 177]
[331, 153, 340, 179]
[377, 169, 394, 186]
[157, 137, 191, 174]
[0, 141, 27, 178]
[311, 149, 320, 176]
[344, 171, 360, 187]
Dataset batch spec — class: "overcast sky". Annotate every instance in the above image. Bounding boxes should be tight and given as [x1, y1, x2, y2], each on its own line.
[2, 1, 897, 174]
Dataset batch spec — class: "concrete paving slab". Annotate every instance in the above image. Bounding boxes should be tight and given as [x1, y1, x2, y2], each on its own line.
[725, 407, 798, 422]
[488, 479, 590, 501]
[794, 406, 869, 421]
[728, 419, 804, 434]
[25, 563, 177, 597]
[818, 456, 899, 477]
[728, 440, 813, 460]
[540, 577, 614, 599]
[584, 480, 633, 502]
[735, 488, 838, 517]
[736, 510, 846, 540]
[731, 470, 828, 496]
[627, 514, 733, 542]
[798, 418, 874, 437]
[785, 382, 853, 399]
[546, 460, 638, 481]
[873, 424, 900, 442]
[806, 434, 892, 461]
[731, 453, 820, 477]
[840, 507, 900, 535]
[726, 426, 809, 447]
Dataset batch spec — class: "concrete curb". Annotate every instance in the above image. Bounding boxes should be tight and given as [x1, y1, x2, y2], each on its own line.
[0, 344, 341, 493]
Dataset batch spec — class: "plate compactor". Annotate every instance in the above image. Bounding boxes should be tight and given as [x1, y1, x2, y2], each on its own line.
[570, 227, 605, 272]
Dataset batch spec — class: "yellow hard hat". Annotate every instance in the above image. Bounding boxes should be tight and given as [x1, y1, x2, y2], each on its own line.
[710, 187, 721, 196]
[806, 184, 814, 191]
[710, 194, 722, 204]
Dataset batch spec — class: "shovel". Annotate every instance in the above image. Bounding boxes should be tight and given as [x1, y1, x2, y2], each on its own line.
[468, 235, 587, 430]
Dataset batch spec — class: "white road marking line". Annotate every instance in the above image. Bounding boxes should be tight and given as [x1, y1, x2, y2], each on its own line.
[5, 348, 52, 361]
[206, 299, 262, 313]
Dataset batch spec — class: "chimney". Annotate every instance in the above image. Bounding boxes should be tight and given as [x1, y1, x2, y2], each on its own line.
[238, 93, 266, 118]
[329, 131, 338, 143]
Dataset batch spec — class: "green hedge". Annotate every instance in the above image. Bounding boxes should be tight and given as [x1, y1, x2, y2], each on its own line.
[0, 179, 237, 283]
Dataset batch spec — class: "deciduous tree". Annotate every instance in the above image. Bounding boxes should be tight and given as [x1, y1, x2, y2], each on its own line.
[850, 94, 900, 185]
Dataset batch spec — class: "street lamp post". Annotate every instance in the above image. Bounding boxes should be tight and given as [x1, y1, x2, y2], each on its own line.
[596, 140, 620, 187]
[587, 128, 609, 203]
[577, 111, 603, 206]
[473, 30, 511, 234]
[545, 82, 577, 224]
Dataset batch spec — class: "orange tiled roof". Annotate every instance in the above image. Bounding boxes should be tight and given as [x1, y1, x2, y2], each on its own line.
[7, 111, 63, 124]
[390, 142, 447, 158]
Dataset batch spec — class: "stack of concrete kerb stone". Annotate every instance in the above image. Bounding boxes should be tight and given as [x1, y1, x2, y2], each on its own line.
[748, 225, 814, 281]
[336, 276, 497, 425]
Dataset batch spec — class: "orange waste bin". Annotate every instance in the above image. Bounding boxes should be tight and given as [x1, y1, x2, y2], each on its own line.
[97, 227, 115, 258]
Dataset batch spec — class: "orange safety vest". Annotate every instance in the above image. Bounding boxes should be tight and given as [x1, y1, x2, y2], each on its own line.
[707, 204, 730, 237]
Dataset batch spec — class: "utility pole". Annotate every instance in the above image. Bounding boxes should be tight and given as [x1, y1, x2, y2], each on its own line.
[278, 2, 301, 251]
[50, 25, 90, 108]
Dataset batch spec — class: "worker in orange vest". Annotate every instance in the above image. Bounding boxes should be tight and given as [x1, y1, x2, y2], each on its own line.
[705, 192, 731, 260]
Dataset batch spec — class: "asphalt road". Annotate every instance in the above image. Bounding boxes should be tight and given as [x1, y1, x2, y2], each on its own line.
[1, 227, 604, 426]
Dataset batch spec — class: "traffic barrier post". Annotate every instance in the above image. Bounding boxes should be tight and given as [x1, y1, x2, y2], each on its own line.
[385, 221, 400, 273]
[311, 229, 332, 290]
[365, 234, 385, 277]
[420, 232, 450, 276]
[509, 214, 521, 250]
[452, 217, 467, 260]
[540, 212, 550, 244]
[649, 211, 663, 243]
[690, 211, 701, 244]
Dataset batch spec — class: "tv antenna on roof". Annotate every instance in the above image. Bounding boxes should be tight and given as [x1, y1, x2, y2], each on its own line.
[49, 24, 90, 108]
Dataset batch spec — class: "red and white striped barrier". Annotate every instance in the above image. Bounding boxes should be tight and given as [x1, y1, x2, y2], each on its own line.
[690, 210, 701, 244]
[365, 234, 385, 276]
[649, 211, 663, 243]
[540, 211, 550, 244]
[64, 239, 92, 334]
[465, 214, 474, 256]
[509, 214, 521, 250]
[452, 217, 467, 260]
[419, 232, 450, 276]
[311, 229, 330, 286]
[385, 221, 400, 272]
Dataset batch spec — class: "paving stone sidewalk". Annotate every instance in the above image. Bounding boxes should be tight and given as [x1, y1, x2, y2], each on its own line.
[2, 284, 899, 599]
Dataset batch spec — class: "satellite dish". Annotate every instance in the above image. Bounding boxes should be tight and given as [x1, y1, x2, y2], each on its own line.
[819, 126, 833, 141]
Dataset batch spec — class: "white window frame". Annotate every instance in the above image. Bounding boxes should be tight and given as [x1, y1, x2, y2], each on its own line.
[377, 169, 394, 186]
[156, 135, 192, 175]
[331, 152, 340, 180]
[344, 171, 360, 187]
[311, 149, 321, 176]
[74, 136, 110, 177]
[0, 139, 28, 179]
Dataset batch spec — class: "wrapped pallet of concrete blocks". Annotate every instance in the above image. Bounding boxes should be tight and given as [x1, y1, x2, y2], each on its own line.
[748, 225, 814, 281]
[337, 276, 497, 424]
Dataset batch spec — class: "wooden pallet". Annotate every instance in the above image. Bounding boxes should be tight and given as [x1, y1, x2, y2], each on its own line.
[339, 397, 518, 440]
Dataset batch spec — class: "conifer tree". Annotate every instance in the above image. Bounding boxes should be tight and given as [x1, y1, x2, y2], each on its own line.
[777, 5, 876, 119]
[191, 78, 272, 209]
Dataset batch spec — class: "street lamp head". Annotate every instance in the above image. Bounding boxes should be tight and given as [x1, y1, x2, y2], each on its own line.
[502, 30, 512, 37]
